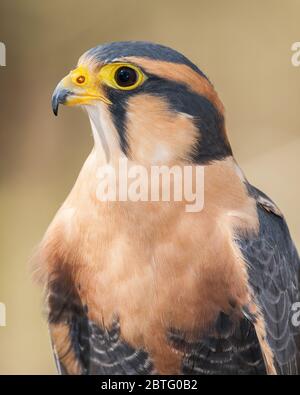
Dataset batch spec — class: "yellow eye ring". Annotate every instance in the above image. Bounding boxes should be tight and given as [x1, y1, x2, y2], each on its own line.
[99, 63, 146, 91]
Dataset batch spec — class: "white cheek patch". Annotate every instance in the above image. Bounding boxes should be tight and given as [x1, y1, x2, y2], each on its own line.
[86, 105, 103, 146]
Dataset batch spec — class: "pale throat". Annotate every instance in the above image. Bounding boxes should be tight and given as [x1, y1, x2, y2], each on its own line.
[85, 103, 123, 163]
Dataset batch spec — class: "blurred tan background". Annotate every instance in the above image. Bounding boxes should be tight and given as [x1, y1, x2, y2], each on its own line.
[0, 0, 299, 374]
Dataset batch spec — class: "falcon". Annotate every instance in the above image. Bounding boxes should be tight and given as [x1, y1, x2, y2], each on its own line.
[37, 41, 300, 375]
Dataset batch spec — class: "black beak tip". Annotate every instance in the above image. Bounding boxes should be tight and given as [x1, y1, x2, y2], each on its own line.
[53, 106, 58, 117]
[51, 88, 72, 117]
[51, 94, 59, 116]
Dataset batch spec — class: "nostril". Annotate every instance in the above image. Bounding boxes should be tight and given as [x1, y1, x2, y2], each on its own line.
[76, 75, 85, 84]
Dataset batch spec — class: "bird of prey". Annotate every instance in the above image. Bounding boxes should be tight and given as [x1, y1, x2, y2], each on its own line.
[37, 41, 300, 375]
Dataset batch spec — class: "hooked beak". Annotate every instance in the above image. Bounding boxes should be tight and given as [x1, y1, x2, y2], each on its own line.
[51, 87, 74, 116]
[51, 67, 111, 116]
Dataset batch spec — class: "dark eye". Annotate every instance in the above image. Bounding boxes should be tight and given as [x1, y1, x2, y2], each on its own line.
[115, 67, 138, 87]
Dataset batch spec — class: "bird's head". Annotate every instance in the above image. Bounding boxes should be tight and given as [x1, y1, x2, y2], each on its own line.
[52, 41, 232, 164]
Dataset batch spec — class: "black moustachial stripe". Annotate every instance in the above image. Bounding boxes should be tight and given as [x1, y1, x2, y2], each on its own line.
[106, 75, 232, 164]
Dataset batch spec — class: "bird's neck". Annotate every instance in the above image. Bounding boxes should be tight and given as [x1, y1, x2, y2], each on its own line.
[86, 104, 124, 164]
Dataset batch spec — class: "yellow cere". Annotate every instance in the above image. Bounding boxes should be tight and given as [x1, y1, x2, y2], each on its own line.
[70, 66, 90, 86]
[98, 63, 146, 90]
[61, 65, 112, 106]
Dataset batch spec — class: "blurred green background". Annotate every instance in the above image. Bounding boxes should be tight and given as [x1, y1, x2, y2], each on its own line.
[0, 0, 299, 374]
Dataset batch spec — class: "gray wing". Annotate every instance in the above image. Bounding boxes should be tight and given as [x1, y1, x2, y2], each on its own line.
[47, 269, 154, 375]
[236, 184, 300, 374]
